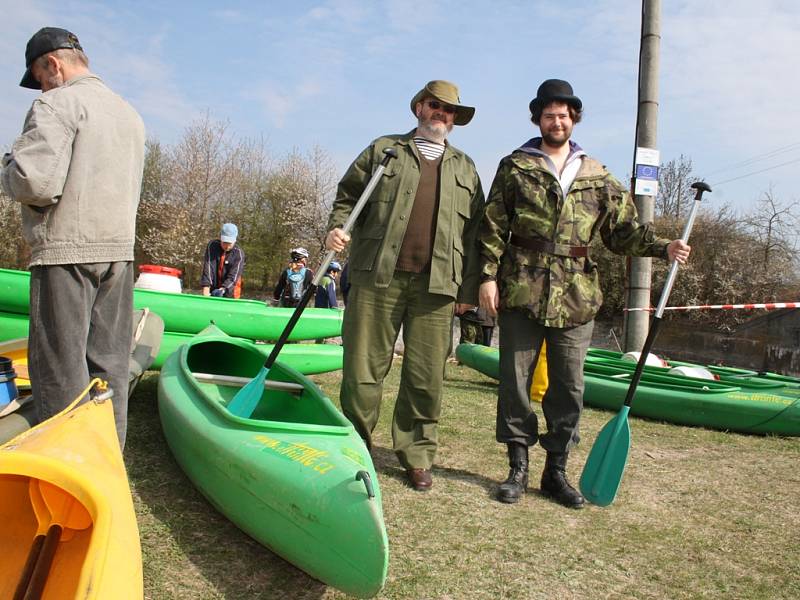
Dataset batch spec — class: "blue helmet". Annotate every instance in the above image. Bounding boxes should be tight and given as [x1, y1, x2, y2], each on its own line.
[328, 261, 342, 272]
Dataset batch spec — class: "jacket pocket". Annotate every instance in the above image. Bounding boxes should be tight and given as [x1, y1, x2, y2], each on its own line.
[454, 172, 475, 213]
[452, 171, 473, 242]
[350, 228, 385, 271]
[498, 244, 542, 308]
[24, 205, 50, 249]
[562, 270, 603, 323]
[452, 235, 464, 285]
[358, 170, 397, 232]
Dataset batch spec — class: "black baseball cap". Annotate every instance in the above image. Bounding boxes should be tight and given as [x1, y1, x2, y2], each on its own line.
[20, 27, 83, 90]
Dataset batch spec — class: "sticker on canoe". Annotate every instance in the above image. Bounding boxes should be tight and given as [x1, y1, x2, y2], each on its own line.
[341, 446, 367, 468]
[252, 434, 335, 474]
[727, 393, 798, 406]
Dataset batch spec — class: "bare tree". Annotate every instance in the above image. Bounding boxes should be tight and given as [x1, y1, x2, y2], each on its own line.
[257, 146, 339, 286]
[133, 118, 341, 295]
[656, 154, 695, 218]
[742, 186, 798, 268]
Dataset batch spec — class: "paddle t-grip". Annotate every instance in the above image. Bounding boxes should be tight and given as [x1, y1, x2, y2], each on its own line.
[691, 181, 712, 199]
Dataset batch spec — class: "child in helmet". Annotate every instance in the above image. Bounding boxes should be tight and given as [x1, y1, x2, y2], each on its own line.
[314, 261, 341, 309]
[273, 247, 314, 307]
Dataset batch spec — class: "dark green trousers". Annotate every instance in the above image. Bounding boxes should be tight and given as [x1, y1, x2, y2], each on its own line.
[340, 272, 454, 470]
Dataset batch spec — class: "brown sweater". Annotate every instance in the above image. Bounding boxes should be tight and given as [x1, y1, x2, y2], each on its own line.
[395, 155, 442, 273]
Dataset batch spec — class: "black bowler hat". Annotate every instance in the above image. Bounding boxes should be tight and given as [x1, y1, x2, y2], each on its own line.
[529, 79, 582, 114]
[20, 27, 83, 90]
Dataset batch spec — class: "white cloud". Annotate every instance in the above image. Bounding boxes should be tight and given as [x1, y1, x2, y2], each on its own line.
[250, 79, 325, 128]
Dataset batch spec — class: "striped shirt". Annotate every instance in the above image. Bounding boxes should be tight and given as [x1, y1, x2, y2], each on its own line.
[413, 136, 445, 161]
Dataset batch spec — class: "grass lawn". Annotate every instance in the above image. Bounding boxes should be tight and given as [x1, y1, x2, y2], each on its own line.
[127, 361, 800, 600]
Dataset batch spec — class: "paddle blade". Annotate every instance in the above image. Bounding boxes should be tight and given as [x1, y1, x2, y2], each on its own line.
[226, 367, 268, 418]
[579, 406, 631, 507]
[39, 480, 92, 530]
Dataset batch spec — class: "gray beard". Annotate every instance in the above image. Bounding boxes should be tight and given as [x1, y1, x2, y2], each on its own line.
[417, 120, 449, 144]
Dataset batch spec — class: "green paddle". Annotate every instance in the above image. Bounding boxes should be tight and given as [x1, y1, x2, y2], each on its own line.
[226, 147, 398, 418]
[579, 181, 711, 507]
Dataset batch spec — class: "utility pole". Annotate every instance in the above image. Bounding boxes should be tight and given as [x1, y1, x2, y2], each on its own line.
[623, 0, 661, 352]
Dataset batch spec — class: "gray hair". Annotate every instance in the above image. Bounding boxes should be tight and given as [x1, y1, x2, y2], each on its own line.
[34, 47, 90, 70]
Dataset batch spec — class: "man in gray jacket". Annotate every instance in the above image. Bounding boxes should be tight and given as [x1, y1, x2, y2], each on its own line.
[1, 27, 145, 448]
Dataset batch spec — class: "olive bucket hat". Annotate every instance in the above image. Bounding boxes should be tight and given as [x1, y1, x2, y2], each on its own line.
[410, 80, 475, 126]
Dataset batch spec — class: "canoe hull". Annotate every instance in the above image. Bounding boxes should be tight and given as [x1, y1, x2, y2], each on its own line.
[456, 343, 800, 436]
[0, 267, 343, 341]
[0, 399, 142, 599]
[158, 329, 388, 597]
[0, 311, 343, 374]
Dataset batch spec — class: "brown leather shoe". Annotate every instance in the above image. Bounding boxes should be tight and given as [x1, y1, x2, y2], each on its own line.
[407, 468, 433, 491]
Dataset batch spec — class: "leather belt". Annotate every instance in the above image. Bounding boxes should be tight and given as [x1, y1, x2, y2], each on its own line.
[510, 233, 589, 258]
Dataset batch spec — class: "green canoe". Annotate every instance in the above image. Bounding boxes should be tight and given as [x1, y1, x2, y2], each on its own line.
[0, 267, 343, 341]
[0, 312, 343, 374]
[157, 325, 388, 598]
[455, 343, 800, 436]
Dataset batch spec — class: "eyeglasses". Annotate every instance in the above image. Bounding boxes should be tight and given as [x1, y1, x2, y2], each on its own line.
[425, 100, 457, 115]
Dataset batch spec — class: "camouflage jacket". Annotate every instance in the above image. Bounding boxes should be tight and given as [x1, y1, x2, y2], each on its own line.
[327, 130, 485, 303]
[479, 140, 669, 327]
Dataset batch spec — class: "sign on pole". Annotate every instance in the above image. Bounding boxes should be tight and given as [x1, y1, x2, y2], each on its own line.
[633, 147, 660, 196]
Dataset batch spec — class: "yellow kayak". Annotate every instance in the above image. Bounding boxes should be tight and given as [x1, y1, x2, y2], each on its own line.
[0, 381, 142, 599]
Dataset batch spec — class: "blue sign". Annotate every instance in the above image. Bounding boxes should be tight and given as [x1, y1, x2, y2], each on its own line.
[635, 164, 659, 180]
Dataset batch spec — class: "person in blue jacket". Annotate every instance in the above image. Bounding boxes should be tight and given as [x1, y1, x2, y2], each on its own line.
[315, 261, 341, 309]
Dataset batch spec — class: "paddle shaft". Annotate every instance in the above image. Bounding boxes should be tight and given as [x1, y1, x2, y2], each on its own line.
[12, 536, 44, 600]
[622, 181, 710, 408]
[579, 182, 712, 507]
[263, 148, 397, 370]
[20, 525, 62, 600]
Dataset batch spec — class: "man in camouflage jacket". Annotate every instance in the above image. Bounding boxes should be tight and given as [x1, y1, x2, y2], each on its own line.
[326, 80, 484, 492]
[478, 79, 690, 508]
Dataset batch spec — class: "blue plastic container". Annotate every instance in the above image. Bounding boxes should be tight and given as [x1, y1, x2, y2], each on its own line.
[0, 356, 18, 407]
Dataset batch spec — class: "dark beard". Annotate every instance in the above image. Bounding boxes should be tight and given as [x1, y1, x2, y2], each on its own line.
[542, 131, 570, 148]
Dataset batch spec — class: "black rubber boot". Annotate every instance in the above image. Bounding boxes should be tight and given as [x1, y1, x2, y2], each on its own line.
[540, 452, 585, 509]
[497, 443, 529, 504]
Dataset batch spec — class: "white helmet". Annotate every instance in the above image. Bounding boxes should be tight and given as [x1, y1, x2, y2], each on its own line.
[290, 247, 309, 261]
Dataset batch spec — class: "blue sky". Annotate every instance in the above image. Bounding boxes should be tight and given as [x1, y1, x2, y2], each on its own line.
[2, 0, 799, 214]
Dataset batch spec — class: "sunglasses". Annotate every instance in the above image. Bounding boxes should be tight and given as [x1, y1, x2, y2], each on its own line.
[425, 100, 457, 115]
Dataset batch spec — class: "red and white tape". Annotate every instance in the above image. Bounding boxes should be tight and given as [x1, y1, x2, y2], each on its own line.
[625, 302, 800, 312]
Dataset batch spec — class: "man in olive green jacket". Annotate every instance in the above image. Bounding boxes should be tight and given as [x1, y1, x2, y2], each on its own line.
[326, 80, 484, 491]
[479, 79, 690, 508]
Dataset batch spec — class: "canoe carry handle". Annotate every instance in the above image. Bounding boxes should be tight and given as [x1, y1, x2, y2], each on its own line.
[356, 470, 375, 499]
